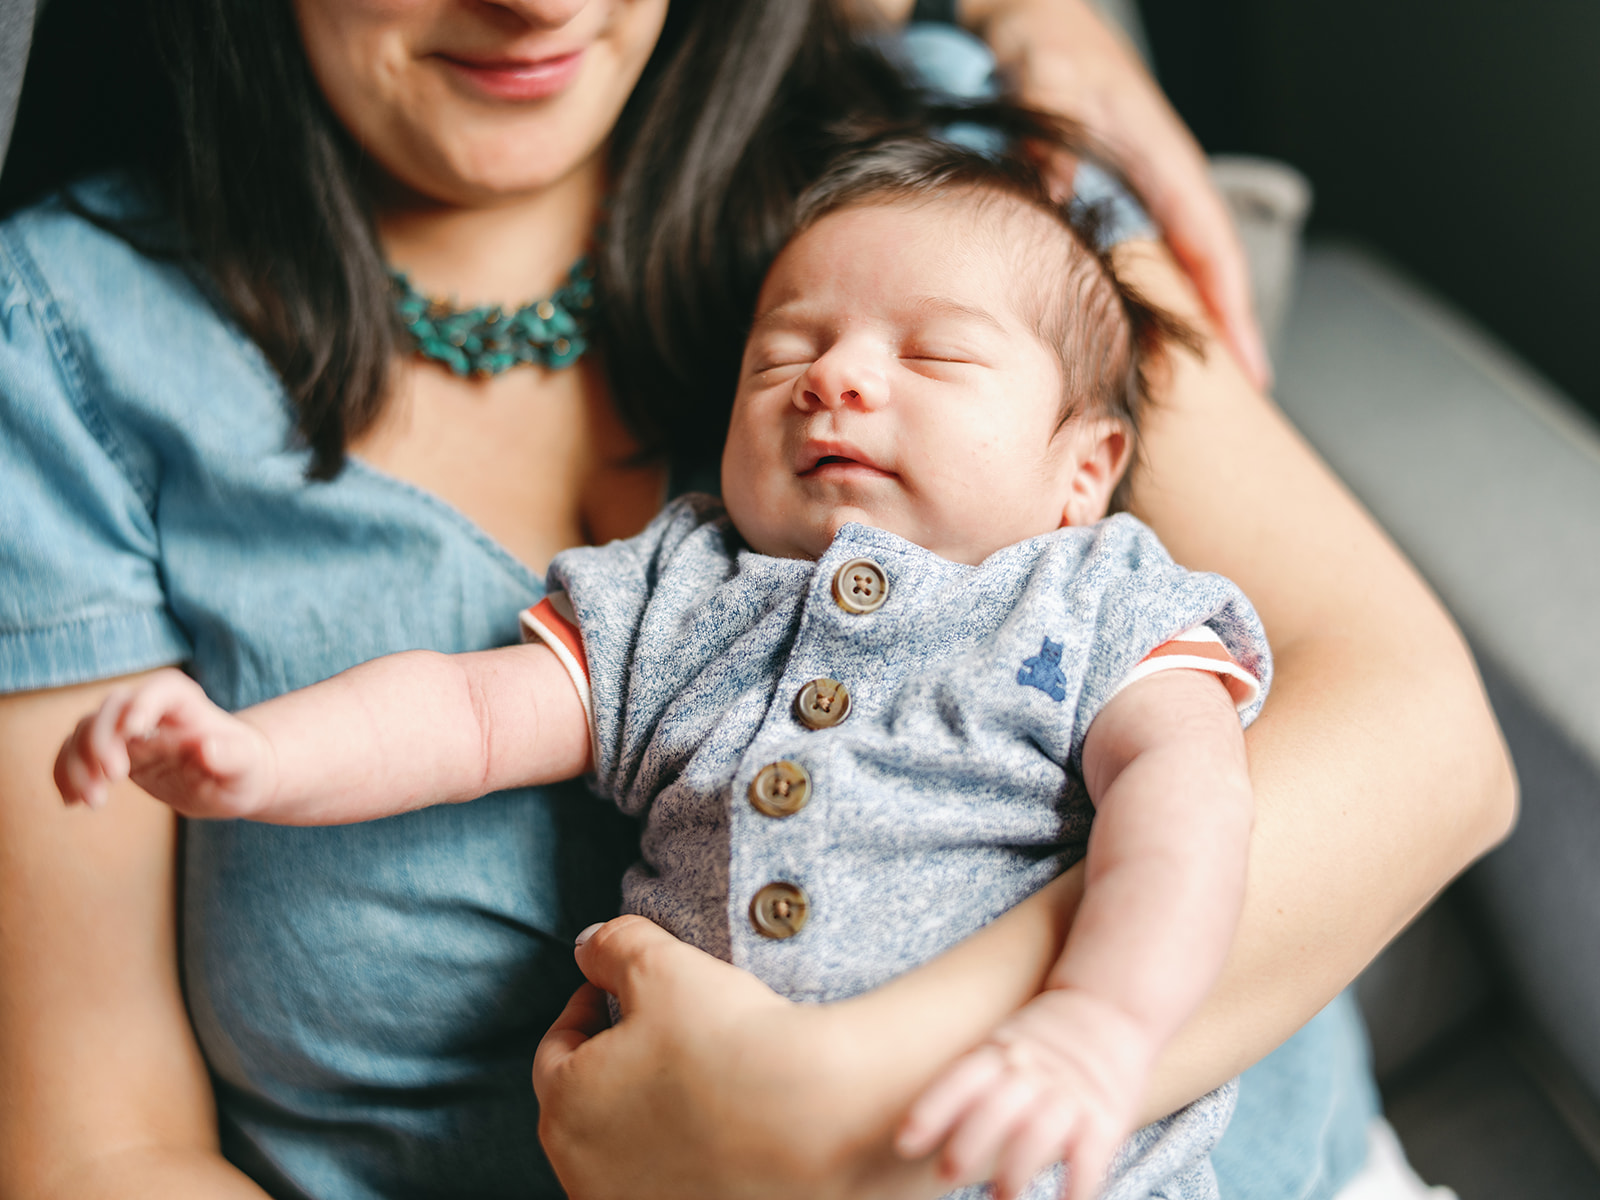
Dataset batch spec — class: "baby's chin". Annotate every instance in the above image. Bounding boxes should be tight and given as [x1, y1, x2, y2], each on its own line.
[734, 506, 1005, 566]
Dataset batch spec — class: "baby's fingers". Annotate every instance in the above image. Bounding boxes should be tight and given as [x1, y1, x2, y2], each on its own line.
[939, 1072, 1042, 1187]
[1062, 1122, 1122, 1200]
[115, 669, 210, 742]
[55, 713, 118, 808]
[897, 1045, 1007, 1159]
[990, 1099, 1081, 1200]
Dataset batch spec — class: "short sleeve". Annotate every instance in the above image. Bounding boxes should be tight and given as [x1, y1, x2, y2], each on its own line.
[536, 495, 722, 798]
[520, 591, 596, 749]
[1056, 515, 1272, 768]
[1115, 625, 1263, 710]
[0, 231, 191, 692]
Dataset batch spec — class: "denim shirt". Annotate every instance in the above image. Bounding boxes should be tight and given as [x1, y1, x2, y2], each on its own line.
[0, 38, 1375, 1198]
[0, 181, 636, 1199]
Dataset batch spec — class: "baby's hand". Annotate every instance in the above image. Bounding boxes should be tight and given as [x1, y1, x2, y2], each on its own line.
[55, 668, 275, 818]
[897, 988, 1158, 1200]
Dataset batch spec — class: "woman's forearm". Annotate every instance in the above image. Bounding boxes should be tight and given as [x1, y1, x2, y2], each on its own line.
[0, 677, 268, 1200]
[1117, 239, 1515, 1110]
[822, 243, 1515, 1126]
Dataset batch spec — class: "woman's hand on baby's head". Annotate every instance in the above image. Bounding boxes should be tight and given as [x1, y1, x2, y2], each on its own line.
[54, 667, 276, 819]
[897, 986, 1158, 1200]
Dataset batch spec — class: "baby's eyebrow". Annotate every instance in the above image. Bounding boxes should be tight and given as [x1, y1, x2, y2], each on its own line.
[909, 296, 1006, 331]
[748, 303, 813, 336]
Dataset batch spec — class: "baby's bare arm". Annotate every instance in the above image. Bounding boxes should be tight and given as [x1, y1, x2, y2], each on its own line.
[900, 668, 1251, 1200]
[55, 645, 590, 824]
[1065, 668, 1253, 1048]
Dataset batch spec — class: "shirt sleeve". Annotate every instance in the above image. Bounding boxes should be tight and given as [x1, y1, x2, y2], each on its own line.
[1058, 515, 1272, 770]
[536, 494, 732, 808]
[520, 591, 597, 763]
[1114, 624, 1263, 710]
[0, 229, 192, 693]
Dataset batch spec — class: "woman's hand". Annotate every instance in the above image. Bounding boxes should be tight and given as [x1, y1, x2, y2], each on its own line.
[533, 915, 931, 1200]
[873, 0, 1271, 388]
[534, 876, 1085, 1200]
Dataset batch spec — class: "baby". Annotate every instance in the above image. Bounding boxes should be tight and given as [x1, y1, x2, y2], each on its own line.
[56, 139, 1267, 1200]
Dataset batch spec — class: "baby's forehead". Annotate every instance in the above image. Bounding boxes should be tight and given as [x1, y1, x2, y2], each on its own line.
[764, 188, 1082, 326]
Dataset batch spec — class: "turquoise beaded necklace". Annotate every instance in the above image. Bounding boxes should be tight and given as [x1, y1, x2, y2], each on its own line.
[390, 254, 596, 377]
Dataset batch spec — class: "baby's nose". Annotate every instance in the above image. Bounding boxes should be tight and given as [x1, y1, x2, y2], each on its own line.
[797, 357, 887, 411]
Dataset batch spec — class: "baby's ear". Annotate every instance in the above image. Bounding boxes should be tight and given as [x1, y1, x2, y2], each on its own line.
[1060, 417, 1132, 527]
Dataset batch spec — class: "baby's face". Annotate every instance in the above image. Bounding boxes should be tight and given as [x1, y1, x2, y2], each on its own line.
[721, 195, 1123, 565]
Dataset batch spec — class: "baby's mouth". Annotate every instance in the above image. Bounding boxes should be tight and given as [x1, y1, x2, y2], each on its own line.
[797, 441, 895, 479]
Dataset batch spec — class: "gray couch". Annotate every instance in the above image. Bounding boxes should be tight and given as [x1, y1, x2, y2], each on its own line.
[1277, 244, 1600, 1198]
[1089, 4, 1600, 1189]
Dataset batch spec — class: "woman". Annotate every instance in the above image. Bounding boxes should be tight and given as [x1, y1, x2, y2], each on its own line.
[0, 2, 1511, 1199]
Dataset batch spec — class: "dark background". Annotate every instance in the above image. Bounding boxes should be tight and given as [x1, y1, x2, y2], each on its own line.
[5, 0, 1597, 423]
[1141, 0, 1600, 423]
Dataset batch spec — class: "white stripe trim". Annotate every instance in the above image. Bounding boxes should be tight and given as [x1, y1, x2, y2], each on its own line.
[519, 606, 600, 763]
[1110, 653, 1262, 712]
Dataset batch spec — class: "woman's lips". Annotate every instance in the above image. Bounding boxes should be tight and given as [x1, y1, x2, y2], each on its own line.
[435, 50, 585, 102]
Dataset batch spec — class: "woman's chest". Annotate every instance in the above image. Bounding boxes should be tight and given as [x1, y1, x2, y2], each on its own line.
[349, 358, 664, 573]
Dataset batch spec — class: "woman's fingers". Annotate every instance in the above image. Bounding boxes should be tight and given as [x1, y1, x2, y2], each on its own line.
[992, 0, 1271, 389]
[532, 981, 611, 1090]
[1156, 186, 1271, 388]
[571, 913, 689, 1012]
[897, 1044, 1006, 1158]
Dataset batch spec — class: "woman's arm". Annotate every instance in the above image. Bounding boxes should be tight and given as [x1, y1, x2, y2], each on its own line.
[1114, 238, 1516, 1110]
[0, 675, 271, 1200]
[533, 244, 1515, 1198]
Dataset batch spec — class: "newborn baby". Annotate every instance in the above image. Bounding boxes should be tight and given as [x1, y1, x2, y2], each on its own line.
[57, 138, 1268, 1200]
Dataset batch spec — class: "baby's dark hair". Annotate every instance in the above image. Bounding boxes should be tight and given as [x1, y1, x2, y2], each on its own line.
[790, 132, 1195, 510]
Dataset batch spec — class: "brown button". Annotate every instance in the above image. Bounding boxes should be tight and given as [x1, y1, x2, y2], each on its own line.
[795, 677, 852, 729]
[750, 881, 810, 939]
[748, 761, 812, 817]
[833, 558, 889, 614]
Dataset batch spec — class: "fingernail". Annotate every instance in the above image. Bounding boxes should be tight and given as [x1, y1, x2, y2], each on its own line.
[574, 922, 604, 948]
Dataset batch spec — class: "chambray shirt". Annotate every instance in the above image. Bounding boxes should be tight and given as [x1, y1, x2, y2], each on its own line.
[0, 179, 636, 1199]
[533, 495, 1272, 1200]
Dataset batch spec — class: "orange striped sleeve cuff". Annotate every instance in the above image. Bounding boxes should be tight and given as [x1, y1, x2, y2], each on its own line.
[1115, 625, 1261, 710]
[520, 593, 596, 740]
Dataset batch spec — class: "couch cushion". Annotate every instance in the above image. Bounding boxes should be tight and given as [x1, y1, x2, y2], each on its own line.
[1276, 244, 1600, 1109]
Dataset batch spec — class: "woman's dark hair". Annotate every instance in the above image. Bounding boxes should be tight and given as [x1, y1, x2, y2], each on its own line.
[2, 0, 927, 478]
[787, 133, 1196, 510]
[1, 0, 1166, 483]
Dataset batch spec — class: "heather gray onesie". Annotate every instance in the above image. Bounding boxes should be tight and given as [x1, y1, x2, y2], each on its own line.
[523, 493, 1270, 1200]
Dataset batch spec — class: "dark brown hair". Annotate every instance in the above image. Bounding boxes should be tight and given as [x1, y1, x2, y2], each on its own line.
[6, 0, 930, 478]
[790, 132, 1196, 506]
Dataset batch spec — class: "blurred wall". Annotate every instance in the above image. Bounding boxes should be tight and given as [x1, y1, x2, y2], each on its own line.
[1142, 0, 1600, 425]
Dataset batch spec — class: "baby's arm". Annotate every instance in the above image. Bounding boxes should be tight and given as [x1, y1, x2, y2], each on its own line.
[899, 667, 1252, 1200]
[53, 645, 591, 824]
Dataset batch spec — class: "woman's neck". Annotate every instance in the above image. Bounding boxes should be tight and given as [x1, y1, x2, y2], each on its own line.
[375, 154, 605, 309]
